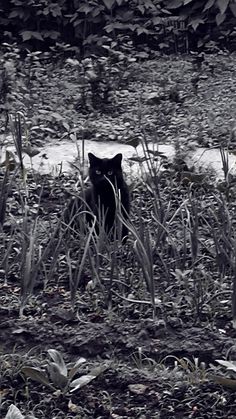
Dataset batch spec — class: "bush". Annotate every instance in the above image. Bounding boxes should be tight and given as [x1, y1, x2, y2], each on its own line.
[1, 0, 236, 55]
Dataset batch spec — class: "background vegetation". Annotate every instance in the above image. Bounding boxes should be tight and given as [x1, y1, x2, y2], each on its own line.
[1, 0, 236, 55]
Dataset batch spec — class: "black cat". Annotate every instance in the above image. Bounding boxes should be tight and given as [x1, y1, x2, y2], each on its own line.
[65, 153, 130, 241]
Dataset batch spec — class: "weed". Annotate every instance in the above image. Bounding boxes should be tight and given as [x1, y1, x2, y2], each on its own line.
[22, 348, 110, 395]
[0, 167, 11, 226]
[163, 355, 210, 385]
[131, 347, 157, 371]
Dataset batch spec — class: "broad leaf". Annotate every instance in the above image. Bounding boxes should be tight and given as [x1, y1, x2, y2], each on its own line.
[68, 357, 87, 380]
[152, 16, 161, 25]
[5, 404, 24, 419]
[183, 0, 193, 4]
[32, 31, 44, 41]
[216, 359, 236, 372]
[230, 3, 236, 16]
[9, 10, 22, 18]
[217, 0, 229, 15]
[211, 374, 236, 389]
[136, 27, 149, 35]
[21, 31, 33, 41]
[189, 18, 205, 31]
[50, 112, 64, 121]
[21, 367, 55, 390]
[137, 4, 145, 14]
[203, 0, 215, 12]
[104, 22, 129, 33]
[62, 122, 70, 131]
[103, 0, 116, 9]
[47, 30, 60, 40]
[215, 12, 226, 25]
[20, 30, 43, 41]
[167, 0, 183, 9]
[70, 363, 111, 393]
[70, 373, 97, 391]
[78, 4, 92, 14]
[47, 363, 68, 389]
[47, 349, 67, 376]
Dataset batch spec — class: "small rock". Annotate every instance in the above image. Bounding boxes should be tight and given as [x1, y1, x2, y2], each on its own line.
[128, 384, 148, 395]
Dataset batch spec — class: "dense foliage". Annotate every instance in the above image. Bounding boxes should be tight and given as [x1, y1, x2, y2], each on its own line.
[1, 0, 236, 54]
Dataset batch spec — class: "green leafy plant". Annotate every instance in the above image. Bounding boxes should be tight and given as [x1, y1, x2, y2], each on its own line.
[22, 349, 110, 394]
[0, 164, 11, 226]
[5, 404, 38, 419]
[163, 355, 210, 384]
[131, 347, 157, 370]
[66, 212, 97, 309]
[1, 0, 236, 54]
[73, 53, 135, 112]
[209, 358, 236, 389]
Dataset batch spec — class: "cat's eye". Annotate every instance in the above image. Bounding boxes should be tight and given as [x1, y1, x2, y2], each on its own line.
[95, 169, 102, 175]
[107, 170, 113, 176]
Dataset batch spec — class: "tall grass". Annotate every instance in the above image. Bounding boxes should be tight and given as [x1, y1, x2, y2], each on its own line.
[1, 131, 236, 325]
[59, 141, 236, 321]
[19, 212, 39, 316]
[67, 213, 96, 310]
[0, 227, 16, 285]
[0, 166, 11, 226]
[9, 113, 25, 178]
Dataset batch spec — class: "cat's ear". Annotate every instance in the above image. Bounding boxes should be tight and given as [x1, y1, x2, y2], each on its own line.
[113, 153, 122, 167]
[88, 153, 99, 166]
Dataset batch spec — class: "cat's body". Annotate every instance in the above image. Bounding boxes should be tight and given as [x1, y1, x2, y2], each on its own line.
[65, 153, 130, 240]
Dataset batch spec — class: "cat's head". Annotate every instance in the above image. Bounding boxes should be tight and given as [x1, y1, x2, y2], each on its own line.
[88, 153, 124, 188]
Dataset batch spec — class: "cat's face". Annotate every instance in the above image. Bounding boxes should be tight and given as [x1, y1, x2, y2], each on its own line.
[88, 153, 123, 188]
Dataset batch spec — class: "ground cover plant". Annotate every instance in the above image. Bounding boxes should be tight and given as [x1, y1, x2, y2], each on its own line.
[2, 41, 236, 419]
[1, 43, 236, 149]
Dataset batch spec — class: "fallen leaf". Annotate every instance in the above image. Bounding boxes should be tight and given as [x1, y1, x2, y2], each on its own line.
[210, 374, 236, 389]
